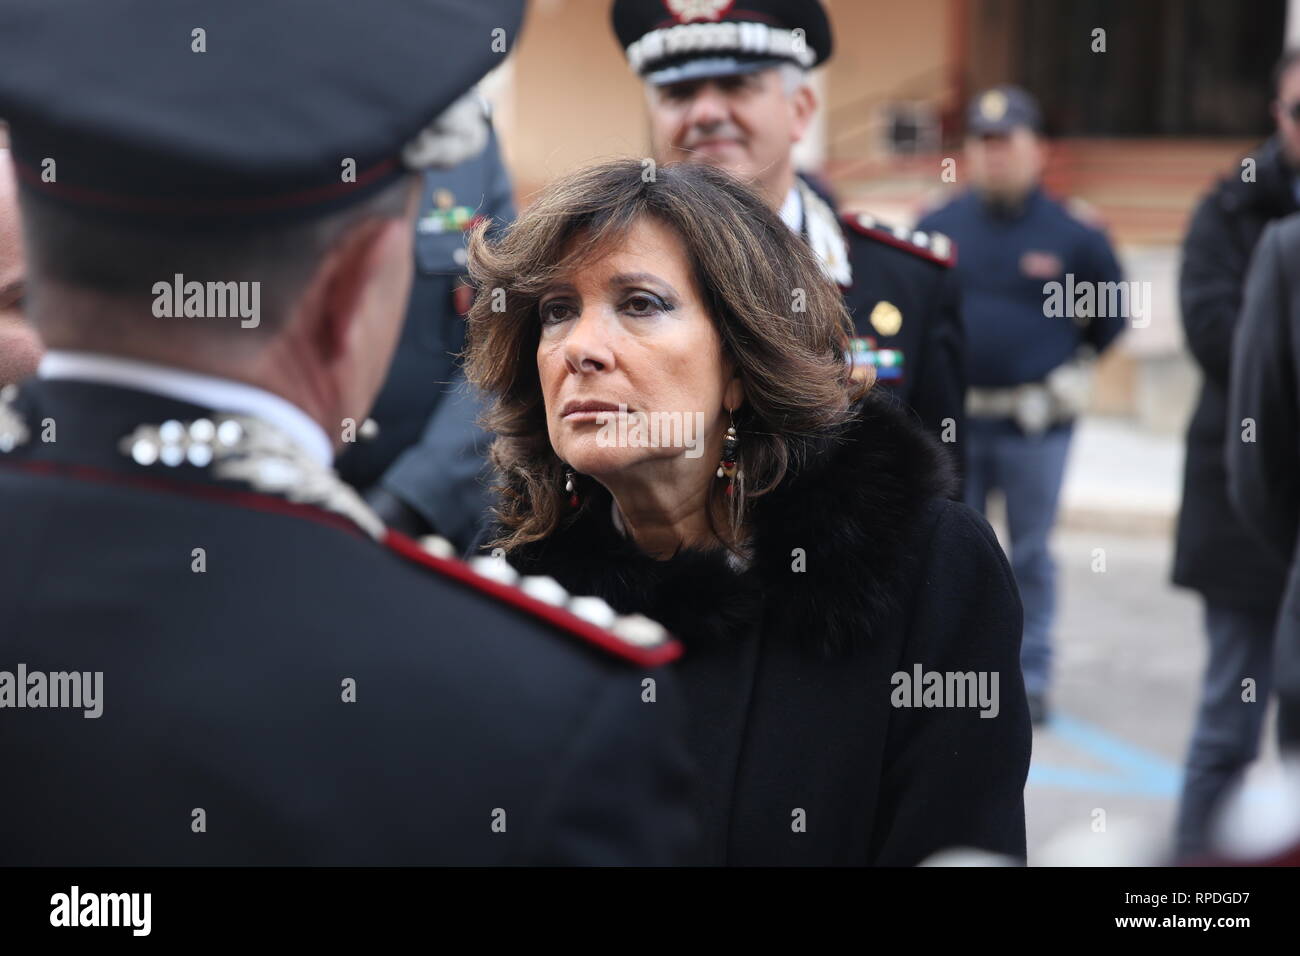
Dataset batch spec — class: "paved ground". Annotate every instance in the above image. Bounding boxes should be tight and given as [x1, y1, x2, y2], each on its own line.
[1000, 520, 1282, 866]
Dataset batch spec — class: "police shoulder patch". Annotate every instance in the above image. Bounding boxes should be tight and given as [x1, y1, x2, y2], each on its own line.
[383, 529, 682, 667]
[841, 211, 956, 267]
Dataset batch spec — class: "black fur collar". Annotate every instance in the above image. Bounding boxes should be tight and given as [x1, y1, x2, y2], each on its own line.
[508, 391, 956, 657]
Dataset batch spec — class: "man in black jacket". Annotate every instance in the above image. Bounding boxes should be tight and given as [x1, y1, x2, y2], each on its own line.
[0, 0, 695, 866]
[1171, 49, 1300, 859]
[1227, 215, 1300, 755]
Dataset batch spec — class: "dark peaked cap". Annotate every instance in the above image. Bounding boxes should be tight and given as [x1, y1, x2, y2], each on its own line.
[0, 0, 524, 228]
[612, 0, 832, 86]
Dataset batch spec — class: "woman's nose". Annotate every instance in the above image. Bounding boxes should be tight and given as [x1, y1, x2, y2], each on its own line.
[562, 309, 616, 374]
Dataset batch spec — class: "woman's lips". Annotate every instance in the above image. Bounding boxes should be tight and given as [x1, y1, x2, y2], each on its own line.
[561, 400, 626, 421]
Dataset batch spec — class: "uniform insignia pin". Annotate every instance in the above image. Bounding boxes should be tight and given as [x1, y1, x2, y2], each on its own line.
[870, 300, 904, 337]
[0, 385, 30, 452]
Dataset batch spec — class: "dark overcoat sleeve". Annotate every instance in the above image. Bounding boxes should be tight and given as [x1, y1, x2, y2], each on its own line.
[910, 264, 967, 445]
[515, 670, 700, 865]
[1226, 219, 1300, 562]
[1180, 188, 1248, 388]
[870, 500, 1031, 864]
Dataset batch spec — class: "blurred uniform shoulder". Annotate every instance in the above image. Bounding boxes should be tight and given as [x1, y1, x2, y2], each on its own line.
[1056, 195, 1117, 243]
[841, 210, 956, 268]
[1063, 196, 1106, 229]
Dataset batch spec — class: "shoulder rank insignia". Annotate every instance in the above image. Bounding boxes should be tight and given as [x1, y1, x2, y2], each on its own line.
[385, 531, 683, 667]
[0, 385, 31, 453]
[118, 413, 385, 540]
[842, 211, 957, 267]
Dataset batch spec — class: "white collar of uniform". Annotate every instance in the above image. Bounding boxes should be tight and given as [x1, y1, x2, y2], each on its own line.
[37, 350, 333, 468]
[792, 179, 852, 287]
[779, 184, 804, 233]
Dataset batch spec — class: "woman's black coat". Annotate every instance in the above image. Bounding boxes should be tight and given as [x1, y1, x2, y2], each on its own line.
[507, 392, 1032, 865]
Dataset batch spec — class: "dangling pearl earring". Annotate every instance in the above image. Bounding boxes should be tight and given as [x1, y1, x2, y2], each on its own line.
[564, 467, 579, 509]
[717, 409, 739, 497]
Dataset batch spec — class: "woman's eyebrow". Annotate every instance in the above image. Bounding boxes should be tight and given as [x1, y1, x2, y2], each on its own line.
[607, 271, 674, 293]
[538, 281, 577, 299]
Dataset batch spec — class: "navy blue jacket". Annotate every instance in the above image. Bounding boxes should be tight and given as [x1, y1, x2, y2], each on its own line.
[918, 187, 1125, 389]
[838, 213, 966, 447]
[337, 125, 514, 547]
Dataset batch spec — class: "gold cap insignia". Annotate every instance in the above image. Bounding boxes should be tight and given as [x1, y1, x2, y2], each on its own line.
[870, 300, 903, 338]
[980, 90, 1008, 121]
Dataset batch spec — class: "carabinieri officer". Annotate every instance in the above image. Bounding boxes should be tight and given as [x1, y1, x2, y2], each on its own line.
[0, 0, 696, 865]
[611, 0, 967, 462]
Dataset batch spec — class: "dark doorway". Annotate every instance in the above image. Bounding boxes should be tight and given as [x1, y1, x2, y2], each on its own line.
[971, 0, 1285, 136]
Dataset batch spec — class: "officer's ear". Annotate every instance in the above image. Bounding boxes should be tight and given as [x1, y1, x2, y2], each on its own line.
[789, 80, 816, 145]
[312, 178, 421, 365]
[308, 216, 407, 363]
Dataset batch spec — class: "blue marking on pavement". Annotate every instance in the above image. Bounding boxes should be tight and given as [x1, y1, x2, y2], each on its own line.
[1027, 712, 1184, 797]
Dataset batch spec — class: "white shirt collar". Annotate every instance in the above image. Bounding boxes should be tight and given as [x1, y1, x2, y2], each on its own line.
[779, 185, 804, 234]
[37, 350, 334, 468]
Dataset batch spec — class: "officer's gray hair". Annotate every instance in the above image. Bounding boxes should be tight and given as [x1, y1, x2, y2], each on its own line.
[19, 175, 416, 345]
[778, 62, 808, 97]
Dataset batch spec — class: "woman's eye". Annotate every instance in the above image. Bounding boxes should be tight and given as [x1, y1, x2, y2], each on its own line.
[623, 294, 665, 315]
[541, 302, 573, 325]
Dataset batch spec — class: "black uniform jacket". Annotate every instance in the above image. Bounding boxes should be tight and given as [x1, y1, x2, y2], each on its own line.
[504, 389, 1031, 865]
[1174, 136, 1295, 608]
[838, 211, 966, 452]
[1227, 213, 1300, 738]
[0, 378, 695, 865]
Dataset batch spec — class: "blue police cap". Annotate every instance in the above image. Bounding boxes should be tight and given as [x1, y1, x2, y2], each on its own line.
[0, 0, 524, 229]
[612, 0, 833, 86]
[966, 85, 1043, 136]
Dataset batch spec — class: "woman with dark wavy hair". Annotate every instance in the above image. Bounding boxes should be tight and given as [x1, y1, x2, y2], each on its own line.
[464, 159, 1030, 866]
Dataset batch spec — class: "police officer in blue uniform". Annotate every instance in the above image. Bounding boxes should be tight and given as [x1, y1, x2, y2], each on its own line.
[337, 119, 514, 549]
[0, 0, 695, 865]
[917, 86, 1127, 723]
[607, 0, 966, 460]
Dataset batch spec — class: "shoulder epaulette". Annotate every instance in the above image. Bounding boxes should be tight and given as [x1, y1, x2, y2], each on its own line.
[841, 211, 956, 267]
[1064, 197, 1107, 230]
[384, 529, 682, 667]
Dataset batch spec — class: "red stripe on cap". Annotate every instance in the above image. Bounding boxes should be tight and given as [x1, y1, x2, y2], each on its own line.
[11, 156, 401, 216]
[384, 528, 683, 667]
